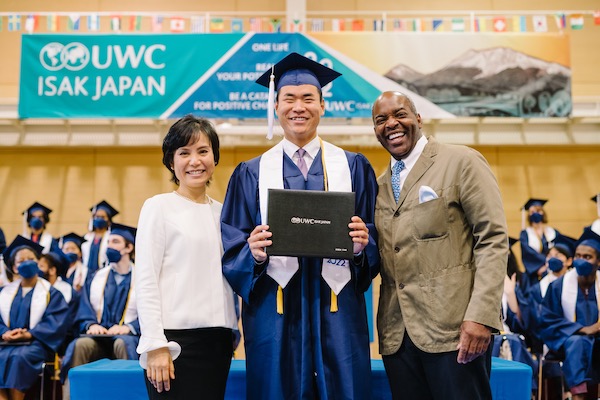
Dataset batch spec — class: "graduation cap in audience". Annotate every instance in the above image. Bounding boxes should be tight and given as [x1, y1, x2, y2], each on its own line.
[552, 234, 577, 258]
[255, 52, 342, 140]
[59, 232, 86, 249]
[90, 200, 119, 220]
[2, 235, 44, 268]
[576, 227, 600, 254]
[522, 198, 547, 211]
[109, 223, 137, 244]
[23, 201, 53, 218]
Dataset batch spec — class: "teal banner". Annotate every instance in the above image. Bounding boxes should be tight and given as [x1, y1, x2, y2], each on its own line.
[18, 33, 394, 119]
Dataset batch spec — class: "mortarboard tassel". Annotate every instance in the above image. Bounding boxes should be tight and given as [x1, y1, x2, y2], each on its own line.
[266, 66, 275, 140]
[330, 290, 338, 313]
[22, 210, 28, 237]
[277, 285, 283, 314]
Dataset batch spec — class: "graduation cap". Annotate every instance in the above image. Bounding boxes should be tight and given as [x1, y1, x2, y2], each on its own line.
[22, 201, 52, 218]
[552, 234, 577, 258]
[109, 223, 137, 244]
[255, 52, 342, 140]
[59, 232, 86, 249]
[90, 200, 119, 219]
[522, 198, 548, 211]
[576, 227, 600, 254]
[2, 235, 44, 267]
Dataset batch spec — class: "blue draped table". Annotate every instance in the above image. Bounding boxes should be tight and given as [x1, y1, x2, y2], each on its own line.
[69, 357, 532, 399]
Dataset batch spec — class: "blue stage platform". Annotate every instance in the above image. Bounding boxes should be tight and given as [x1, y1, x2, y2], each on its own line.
[69, 357, 532, 399]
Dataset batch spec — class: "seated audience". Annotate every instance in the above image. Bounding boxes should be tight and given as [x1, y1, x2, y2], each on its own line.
[0, 236, 69, 400]
[61, 224, 139, 400]
[539, 228, 600, 400]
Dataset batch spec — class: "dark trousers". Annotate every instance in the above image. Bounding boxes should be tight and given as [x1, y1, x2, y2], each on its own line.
[145, 327, 234, 400]
[382, 332, 493, 400]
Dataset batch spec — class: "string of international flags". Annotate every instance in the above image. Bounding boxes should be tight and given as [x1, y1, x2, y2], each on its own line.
[0, 11, 599, 34]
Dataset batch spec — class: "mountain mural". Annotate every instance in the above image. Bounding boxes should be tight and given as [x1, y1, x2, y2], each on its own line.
[384, 47, 572, 117]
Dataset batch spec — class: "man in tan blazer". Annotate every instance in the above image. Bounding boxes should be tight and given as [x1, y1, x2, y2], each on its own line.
[372, 91, 508, 399]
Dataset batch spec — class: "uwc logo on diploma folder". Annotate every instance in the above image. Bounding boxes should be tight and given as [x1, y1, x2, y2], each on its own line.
[266, 189, 354, 259]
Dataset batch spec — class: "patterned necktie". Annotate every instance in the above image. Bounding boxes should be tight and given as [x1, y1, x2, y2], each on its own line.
[296, 148, 308, 180]
[391, 160, 405, 202]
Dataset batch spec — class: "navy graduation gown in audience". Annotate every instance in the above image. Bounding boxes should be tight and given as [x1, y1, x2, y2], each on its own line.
[77, 269, 139, 356]
[0, 280, 68, 391]
[540, 272, 600, 389]
[221, 150, 379, 399]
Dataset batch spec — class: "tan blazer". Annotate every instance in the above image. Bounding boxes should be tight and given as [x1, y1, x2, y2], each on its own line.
[375, 137, 508, 355]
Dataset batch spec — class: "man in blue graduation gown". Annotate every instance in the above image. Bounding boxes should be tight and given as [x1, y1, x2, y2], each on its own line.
[539, 228, 600, 400]
[61, 224, 139, 399]
[0, 236, 69, 400]
[221, 53, 380, 399]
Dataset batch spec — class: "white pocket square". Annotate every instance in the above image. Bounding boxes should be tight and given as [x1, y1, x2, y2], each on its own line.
[419, 186, 438, 204]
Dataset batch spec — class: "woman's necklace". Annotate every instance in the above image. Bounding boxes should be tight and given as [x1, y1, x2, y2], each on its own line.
[173, 190, 209, 204]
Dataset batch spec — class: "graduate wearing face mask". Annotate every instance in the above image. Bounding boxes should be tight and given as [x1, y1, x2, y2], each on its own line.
[21, 202, 59, 255]
[0, 235, 69, 400]
[61, 224, 139, 400]
[81, 200, 119, 278]
[60, 233, 88, 293]
[519, 198, 562, 290]
[539, 228, 600, 400]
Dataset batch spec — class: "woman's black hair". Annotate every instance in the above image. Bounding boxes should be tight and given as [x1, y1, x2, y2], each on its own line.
[162, 115, 220, 185]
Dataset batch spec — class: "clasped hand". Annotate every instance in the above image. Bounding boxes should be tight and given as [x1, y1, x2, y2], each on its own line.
[1, 328, 32, 342]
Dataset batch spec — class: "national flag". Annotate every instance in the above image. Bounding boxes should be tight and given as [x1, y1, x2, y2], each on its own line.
[129, 15, 142, 31]
[110, 16, 121, 32]
[570, 14, 584, 30]
[8, 15, 21, 31]
[250, 18, 262, 32]
[152, 16, 163, 32]
[373, 19, 385, 31]
[451, 18, 465, 32]
[68, 14, 81, 31]
[432, 18, 444, 31]
[475, 17, 487, 32]
[352, 19, 364, 31]
[289, 18, 303, 32]
[231, 18, 243, 33]
[191, 16, 205, 33]
[331, 18, 344, 32]
[554, 13, 566, 30]
[392, 19, 406, 31]
[532, 15, 547, 32]
[493, 16, 507, 32]
[512, 15, 526, 32]
[311, 19, 324, 32]
[25, 15, 38, 33]
[209, 17, 224, 33]
[47, 14, 59, 32]
[88, 14, 100, 31]
[170, 17, 185, 33]
[594, 11, 600, 25]
[269, 18, 281, 33]
[411, 18, 422, 32]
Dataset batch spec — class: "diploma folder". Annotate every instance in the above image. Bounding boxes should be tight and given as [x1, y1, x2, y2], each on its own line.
[267, 189, 354, 259]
